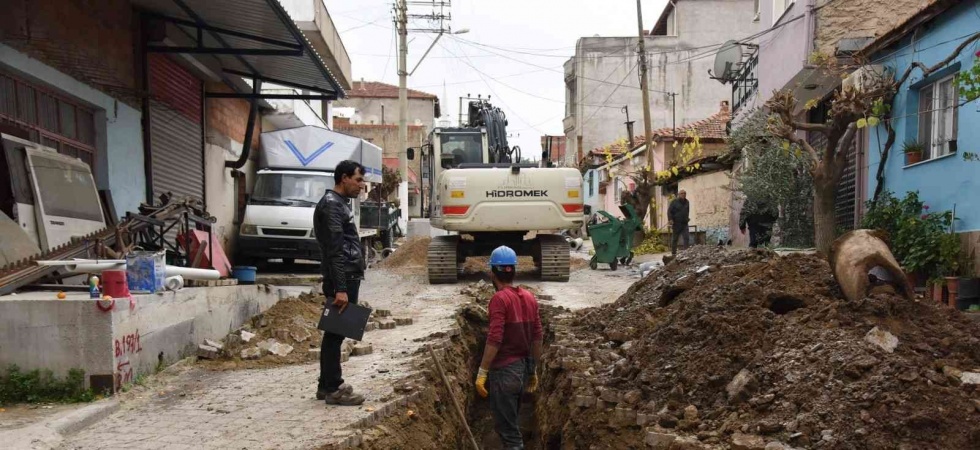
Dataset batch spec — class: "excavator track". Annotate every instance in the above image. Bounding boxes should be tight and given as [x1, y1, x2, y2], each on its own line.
[427, 235, 459, 284]
[538, 234, 570, 282]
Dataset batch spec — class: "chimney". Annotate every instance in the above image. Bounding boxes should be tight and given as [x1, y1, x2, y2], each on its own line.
[334, 116, 351, 127]
[719, 100, 730, 115]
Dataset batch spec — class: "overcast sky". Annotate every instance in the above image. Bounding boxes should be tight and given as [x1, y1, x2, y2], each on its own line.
[325, 0, 669, 157]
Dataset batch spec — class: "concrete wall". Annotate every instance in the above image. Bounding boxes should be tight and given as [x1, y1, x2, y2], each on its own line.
[564, 0, 760, 165]
[679, 170, 734, 244]
[814, 0, 939, 55]
[0, 43, 145, 218]
[867, 2, 980, 235]
[0, 285, 281, 390]
[757, 0, 811, 102]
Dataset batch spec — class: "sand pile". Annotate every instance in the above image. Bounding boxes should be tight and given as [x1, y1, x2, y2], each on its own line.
[379, 237, 431, 272]
[537, 246, 980, 450]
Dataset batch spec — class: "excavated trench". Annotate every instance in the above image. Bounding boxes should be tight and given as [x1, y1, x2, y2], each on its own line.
[354, 302, 566, 450]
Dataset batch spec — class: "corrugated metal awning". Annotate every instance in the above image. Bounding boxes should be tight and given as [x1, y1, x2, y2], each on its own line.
[133, 0, 345, 99]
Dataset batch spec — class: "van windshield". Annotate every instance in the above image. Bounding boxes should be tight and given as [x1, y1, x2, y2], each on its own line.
[251, 173, 333, 207]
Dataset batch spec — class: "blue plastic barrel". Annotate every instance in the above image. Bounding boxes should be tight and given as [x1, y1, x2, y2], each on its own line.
[231, 266, 257, 285]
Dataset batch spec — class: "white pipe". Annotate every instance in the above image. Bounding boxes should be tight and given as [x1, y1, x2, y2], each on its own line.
[165, 275, 184, 290]
[37, 259, 125, 266]
[63, 263, 126, 273]
[165, 266, 220, 280]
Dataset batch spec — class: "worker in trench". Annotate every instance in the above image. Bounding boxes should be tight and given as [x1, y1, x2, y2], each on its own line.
[475, 246, 543, 450]
[313, 160, 367, 406]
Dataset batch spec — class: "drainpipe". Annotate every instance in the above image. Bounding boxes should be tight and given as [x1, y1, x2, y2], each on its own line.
[804, 0, 816, 62]
[226, 79, 261, 169]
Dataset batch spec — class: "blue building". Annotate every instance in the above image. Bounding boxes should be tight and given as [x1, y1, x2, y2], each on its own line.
[864, 0, 980, 259]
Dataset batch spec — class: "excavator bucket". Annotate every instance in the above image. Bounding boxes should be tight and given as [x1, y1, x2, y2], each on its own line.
[830, 229, 915, 302]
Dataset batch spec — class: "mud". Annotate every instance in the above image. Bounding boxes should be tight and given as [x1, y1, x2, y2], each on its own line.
[536, 246, 980, 450]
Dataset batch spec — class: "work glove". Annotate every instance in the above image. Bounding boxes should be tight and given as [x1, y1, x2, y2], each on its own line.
[527, 373, 539, 394]
[475, 368, 489, 398]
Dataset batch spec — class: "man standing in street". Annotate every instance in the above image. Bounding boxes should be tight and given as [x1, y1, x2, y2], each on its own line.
[740, 198, 778, 248]
[667, 190, 691, 255]
[313, 160, 367, 406]
[475, 246, 542, 450]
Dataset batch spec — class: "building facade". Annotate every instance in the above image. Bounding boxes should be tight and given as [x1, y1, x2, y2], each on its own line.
[863, 0, 980, 274]
[563, 0, 760, 165]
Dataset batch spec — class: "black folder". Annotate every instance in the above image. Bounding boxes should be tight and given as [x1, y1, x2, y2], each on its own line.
[317, 302, 372, 341]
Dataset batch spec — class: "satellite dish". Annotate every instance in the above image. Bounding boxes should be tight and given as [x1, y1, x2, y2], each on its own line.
[710, 40, 743, 84]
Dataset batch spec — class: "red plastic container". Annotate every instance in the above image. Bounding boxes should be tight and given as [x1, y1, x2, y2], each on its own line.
[102, 270, 130, 298]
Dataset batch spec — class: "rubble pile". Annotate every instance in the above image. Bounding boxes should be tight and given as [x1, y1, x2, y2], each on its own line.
[537, 247, 980, 449]
[199, 293, 325, 369]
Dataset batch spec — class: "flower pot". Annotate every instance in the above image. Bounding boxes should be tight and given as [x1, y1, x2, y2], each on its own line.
[906, 152, 923, 165]
[945, 277, 959, 308]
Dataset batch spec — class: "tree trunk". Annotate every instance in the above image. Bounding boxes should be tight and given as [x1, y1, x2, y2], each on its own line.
[812, 178, 838, 255]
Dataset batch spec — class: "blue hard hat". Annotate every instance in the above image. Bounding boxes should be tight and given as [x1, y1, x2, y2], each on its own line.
[489, 246, 518, 268]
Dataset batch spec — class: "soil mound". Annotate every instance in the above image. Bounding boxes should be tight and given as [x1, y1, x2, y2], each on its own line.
[378, 237, 431, 273]
[538, 246, 980, 450]
[203, 292, 325, 370]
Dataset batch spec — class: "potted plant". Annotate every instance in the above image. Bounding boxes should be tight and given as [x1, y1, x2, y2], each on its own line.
[903, 140, 925, 165]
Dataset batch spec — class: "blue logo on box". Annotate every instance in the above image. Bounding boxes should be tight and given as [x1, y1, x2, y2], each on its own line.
[285, 140, 334, 166]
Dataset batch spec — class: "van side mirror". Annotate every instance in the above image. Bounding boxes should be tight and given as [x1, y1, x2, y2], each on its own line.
[407, 148, 415, 160]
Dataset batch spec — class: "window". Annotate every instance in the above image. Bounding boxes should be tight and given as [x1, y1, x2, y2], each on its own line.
[440, 132, 483, 166]
[587, 171, 594, 197]
[614, 178, 622, 204]
[772, 0, 794, 24]
[917, 75, 958, 159]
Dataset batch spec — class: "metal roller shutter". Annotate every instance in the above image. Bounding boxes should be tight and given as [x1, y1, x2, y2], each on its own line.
[148, 54, 203, 204]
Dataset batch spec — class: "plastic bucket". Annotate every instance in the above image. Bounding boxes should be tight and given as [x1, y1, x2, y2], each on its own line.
[232, 266, 257, 285]
[102, 270, 130, 298]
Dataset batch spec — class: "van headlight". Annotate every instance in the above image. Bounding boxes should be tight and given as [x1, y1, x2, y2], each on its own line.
[240, 224, 258, 235]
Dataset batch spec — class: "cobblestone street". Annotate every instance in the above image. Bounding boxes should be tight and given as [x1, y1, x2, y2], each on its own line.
[58, 260, 635, 450]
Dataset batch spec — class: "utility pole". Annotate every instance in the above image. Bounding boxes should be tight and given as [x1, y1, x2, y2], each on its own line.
[396, 0, 408, 225]
[636, 0, 654, 168]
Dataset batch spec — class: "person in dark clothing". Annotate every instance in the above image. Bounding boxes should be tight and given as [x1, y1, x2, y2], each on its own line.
[739, 199, 778, 248]
[313, 160, 367, 406]
[667, 190, 691, 255]
[475, 246, 543, 450]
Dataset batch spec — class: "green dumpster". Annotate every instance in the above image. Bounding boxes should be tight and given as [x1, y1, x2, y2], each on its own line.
[587, 209, 626, 270]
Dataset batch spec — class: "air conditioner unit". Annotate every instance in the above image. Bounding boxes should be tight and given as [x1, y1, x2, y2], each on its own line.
[843, 65, 890, 94]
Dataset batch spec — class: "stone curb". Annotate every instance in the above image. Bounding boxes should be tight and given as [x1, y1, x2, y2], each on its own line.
[48, 398, 121, 436]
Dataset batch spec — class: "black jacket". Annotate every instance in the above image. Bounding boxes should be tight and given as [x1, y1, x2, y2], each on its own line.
[313, 190, 365, 293]
[667, 198, 690, 228]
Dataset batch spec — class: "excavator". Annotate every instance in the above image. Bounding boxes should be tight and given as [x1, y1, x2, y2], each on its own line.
[409, 100, 584, 283]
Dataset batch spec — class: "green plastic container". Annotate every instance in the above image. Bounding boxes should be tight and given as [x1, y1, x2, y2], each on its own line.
[587, 204, 644, 270]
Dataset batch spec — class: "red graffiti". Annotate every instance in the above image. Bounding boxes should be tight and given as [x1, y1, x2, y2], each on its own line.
[114, 331, 142, 358]
[116, 361, 133, 386]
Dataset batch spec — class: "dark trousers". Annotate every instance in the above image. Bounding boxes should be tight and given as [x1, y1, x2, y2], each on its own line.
[671, 225, 691, 255]
[318, 279, 361, 393]
[748, 224, 773, 248]
[488, 359, 532, 450]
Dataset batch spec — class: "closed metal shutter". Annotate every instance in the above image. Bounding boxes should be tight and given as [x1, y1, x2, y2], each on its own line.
[148, 54, 203, 204]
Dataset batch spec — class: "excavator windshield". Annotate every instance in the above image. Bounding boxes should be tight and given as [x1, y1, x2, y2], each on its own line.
[440, 132, 484, 167]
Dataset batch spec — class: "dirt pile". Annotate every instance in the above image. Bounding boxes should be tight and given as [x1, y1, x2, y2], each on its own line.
[537, 246, 980, 450]
[202, 292, 326, 370]
[378, 237, 432, 274]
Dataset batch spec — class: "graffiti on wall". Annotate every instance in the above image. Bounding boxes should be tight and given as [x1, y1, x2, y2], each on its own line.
[114, 330, 142, 387]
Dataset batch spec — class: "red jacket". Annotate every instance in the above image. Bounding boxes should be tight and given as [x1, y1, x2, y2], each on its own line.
[486, 286, 542, 369]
